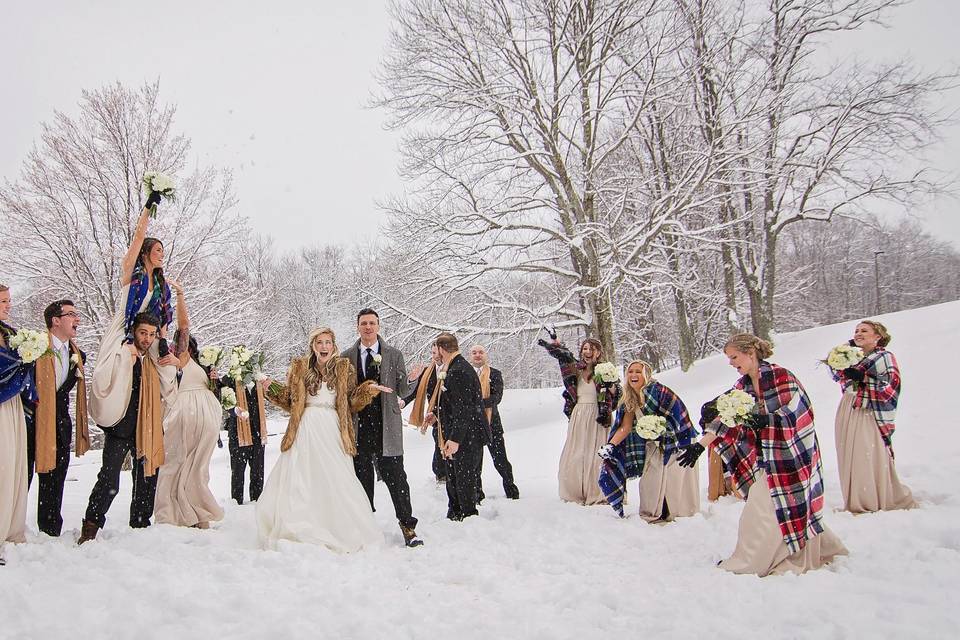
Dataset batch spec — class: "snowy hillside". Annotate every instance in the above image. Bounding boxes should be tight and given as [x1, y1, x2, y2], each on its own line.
[2, 302, 958, 639]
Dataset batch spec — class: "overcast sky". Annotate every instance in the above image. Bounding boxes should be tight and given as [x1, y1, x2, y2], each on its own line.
[1, 0, 957, 250]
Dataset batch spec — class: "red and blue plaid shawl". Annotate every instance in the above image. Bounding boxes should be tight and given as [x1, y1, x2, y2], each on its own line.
[598, 381, 697, 515]
[832, 348, 900, 448]
[708, 362, 825, 554]
[541, 341, 620, 426]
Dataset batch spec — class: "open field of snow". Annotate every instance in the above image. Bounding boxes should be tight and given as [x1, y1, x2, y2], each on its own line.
[2, 302, 959, 639]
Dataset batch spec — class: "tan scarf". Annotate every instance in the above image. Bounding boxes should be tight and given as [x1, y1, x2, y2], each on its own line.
[477, 363, 492, 424]
[409, 364, 441, 427]
[136, 355, 164, 477]
[235, 380, 267, 447]
[33, 335, 89, 473]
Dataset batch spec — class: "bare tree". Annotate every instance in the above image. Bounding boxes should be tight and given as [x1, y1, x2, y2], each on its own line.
[0, 80, 261, 351]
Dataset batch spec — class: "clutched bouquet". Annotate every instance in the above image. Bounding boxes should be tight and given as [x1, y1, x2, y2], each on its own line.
[593, 362, 620, 403]
[822, 342, 863, 371]
[716, 389, 756, 428]
[634, 415, 667, 440]
[219, 387, 249, 419]
[7, 328, 52, 364]
[142, 171, 176, 217]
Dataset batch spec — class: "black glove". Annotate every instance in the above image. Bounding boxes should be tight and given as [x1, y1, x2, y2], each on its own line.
[158, 338, 170, 358]
[699, 400, 718, 427]
[536, 338, 551, 349]
[145, 190, 162, 209]
[842, 367, 865, 383]
[743, 413, 767, 432]
[542, 325, 558, 340]
[676, 442, 705, 468]
[847, 339, 857, 347]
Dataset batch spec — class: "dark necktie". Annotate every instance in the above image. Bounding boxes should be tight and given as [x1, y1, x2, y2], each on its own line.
[364, 348, 374, 379]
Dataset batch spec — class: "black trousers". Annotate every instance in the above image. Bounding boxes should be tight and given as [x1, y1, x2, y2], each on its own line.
[445, 440, 482, 520]
[228, 442, 265, 504]
[84, 434, 158, 529]
[36, 433, 72, 536]
[431, 426, 446, 480]
[479, 422, 517, 494]
[354, 452, 417, 529]
[25, 419, 36, 486]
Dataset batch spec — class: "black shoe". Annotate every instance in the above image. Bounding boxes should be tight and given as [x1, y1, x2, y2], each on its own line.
[505, 485, 520, 500]
[400, 525, 424, 547]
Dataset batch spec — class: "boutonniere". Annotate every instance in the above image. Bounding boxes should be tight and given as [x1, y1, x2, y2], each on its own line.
[71, 352, 84, 379]
[437, 370, 448, 392]
[372, 354, 382, 366]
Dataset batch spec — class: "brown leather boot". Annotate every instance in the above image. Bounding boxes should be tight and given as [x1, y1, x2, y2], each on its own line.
[77, 520, 99, 545]
[400, 525, 423, 548]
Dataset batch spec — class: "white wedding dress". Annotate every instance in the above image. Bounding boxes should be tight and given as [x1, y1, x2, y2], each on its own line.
[256, 385, 383, 552]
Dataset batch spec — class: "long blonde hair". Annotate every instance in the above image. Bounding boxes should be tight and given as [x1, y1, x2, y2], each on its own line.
[618, 360, 654, 413]
[304, 327, 339, 395]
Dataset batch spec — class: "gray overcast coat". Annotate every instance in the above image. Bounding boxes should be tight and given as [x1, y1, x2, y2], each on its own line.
[341, 336, 411, 457]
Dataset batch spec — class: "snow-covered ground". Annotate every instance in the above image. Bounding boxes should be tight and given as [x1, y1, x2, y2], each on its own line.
[2, 302, 959, 639]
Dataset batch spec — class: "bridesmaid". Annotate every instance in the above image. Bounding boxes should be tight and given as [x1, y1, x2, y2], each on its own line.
[540, 334, 620, 505]
[831, 320, 916, 513]
[599, 360, 699, 521]
[154, 282, 224, 529]
[0, 284, 31, 566]
[678, 334, 847, 576]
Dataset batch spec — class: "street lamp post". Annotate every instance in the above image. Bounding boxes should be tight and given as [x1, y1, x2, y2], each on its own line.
[874, 250, 885, 314]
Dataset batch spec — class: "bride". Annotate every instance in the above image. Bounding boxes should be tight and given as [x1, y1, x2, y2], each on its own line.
[257, 327, 386, 552]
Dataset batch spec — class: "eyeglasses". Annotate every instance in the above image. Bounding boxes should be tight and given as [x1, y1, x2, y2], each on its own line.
[56, 312, 81, 319]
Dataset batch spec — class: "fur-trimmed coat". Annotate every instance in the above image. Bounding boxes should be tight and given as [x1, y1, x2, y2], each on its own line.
[265, 356, 380, 455]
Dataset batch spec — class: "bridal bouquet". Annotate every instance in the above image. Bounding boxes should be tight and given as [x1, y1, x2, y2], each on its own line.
[823, 343, 863, 371]
[7, 328, 51, 364]
[716, 389, 756, 428]
[634, 415, 667, 440]
[198, 345, 225, 390]
[142, 171, 176, 217]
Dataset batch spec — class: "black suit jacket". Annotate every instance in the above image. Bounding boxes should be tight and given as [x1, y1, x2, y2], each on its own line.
[402, 366, 438, 406]
[436, 354, 488, 446]
[483, 367, 504, 433]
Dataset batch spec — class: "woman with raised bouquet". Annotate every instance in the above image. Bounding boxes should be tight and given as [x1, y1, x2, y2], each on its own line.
[540, 331, 621, 506]
[153, 282, 225, 530]
[677, 334, 847, 576]
[597, 360, 699, 522]
[828, 320, 916, 513]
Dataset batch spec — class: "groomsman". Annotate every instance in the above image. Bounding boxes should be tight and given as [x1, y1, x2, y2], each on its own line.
[429, 333, 488, 520]
[78, 312, 178, 543]
[342, 308, 423, 547]
[468, 345, 519, 500]
[24, 300, 90, 536]
[402, 344, 446, 482]
[213, 366, 267, 504]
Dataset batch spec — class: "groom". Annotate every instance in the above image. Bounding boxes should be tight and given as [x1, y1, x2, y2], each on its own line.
[342, 309, 423, 547]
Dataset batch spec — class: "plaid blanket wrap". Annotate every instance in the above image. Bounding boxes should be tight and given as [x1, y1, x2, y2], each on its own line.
[708, 362, 825, 554]
[832, 348, 900, 448]
[598, 382, 696, 515]
[541, 341, 620, 426]
[0, 322, 37, 405]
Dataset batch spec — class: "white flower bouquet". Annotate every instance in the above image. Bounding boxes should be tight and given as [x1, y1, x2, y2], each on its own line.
[593, 362, 620, 384]
[634, 415, 667, 440]
[716, 389, 756, 428]
[220, 387, 238, 411]
[142, 171, 176, 217]
[7, 328, 51, 364]
[823, 343, 864, 371]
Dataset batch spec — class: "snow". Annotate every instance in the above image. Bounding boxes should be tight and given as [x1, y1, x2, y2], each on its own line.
[2, 302, 959, 639]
